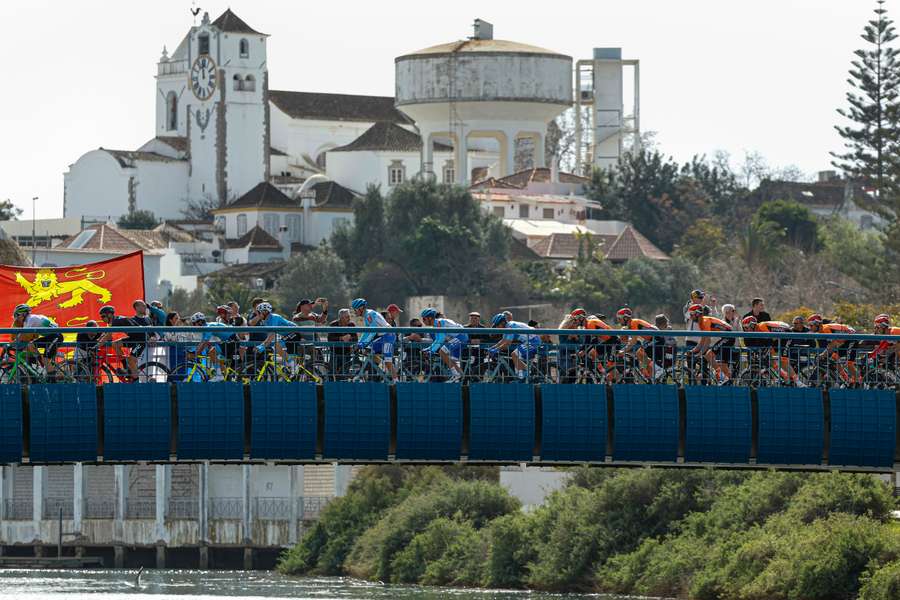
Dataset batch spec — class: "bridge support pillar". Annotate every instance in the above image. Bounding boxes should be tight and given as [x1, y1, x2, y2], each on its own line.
[156, 544, 165, 569]
[242, 464, 252, 547]
[243, 547, 254, 570]
[73, 463, 85, 533]
[155, 464, 168, 546]
[334, 464, 351, 498]
[114, 545, 125, 568]
[198, 462, 209, 546]
[289, 466, 304, 545]
[198, 545, 209, 569]
[0, 466, 8, 524]
[32, 466, 45, 523]
[113, 465, 127, 553]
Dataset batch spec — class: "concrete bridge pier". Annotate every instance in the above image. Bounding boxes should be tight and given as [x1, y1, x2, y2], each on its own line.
[113, 465, 127, 568]
[155, 464, 168, 569]
[32, 466, 45, 556]
[198, 461, 209, 569]
[242, 464, 253, 570]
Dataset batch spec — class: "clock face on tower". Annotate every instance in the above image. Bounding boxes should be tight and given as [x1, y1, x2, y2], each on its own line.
[190, 56, 217, 101]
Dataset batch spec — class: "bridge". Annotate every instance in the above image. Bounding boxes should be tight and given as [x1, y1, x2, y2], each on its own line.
[0, 326, 897, 568]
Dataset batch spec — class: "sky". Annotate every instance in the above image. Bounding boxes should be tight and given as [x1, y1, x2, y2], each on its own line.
[0, 0, 884, 219]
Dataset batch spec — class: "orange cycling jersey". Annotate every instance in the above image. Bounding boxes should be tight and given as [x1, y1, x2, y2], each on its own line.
[756, 321, 791, 333]
[870, 327, 900, 358]
[819, 323, 856, 335]
[698, 316, 732, 332]
[585, 318, 613, 342]
[628, 318, 658, 341]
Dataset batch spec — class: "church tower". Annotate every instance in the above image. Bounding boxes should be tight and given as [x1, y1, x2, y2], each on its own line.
[182, 9, 269, 206]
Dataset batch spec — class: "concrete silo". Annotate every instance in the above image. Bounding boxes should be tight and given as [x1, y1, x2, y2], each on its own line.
[395, 19, 572, 184]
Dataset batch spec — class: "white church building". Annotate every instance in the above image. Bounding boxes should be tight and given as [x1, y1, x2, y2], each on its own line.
[63, 9, 575, 246]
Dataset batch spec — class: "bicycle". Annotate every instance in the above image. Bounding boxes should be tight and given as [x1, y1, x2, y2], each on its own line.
[348, 349, 394, 383]
[0, 346, 82, 384]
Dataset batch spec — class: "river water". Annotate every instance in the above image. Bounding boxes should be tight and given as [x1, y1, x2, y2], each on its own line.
[0, 569, 631, 599]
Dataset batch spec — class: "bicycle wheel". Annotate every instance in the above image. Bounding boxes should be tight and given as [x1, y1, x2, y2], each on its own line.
[169, 362, 208, 382]
[138, 361, 170, 383]
[61, 360, 92, 384]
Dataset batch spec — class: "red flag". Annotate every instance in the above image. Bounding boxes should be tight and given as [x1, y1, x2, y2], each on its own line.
[0, 251, 145, 327]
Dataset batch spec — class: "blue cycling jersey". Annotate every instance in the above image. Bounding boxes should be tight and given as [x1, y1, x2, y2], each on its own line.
[260, 313, 296, 328]
[200, 321, 230, 342]
[429, 317, 468, 353]
[359, 309, 390, 346]
[502, 321, 540, 345]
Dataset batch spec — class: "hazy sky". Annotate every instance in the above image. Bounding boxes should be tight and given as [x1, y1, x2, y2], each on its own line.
[0, 0, 883, 218]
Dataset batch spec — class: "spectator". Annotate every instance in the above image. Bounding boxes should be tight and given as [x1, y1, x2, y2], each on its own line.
[743, 298, 771, 325]
[293, 298, 328, 326]
[386, 304, 403, 327]
[327, 308, 357, 379]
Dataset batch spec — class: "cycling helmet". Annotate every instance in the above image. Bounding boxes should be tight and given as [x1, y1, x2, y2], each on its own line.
[741, 315, 758, 328]
[490, 313, 507, 327]
[216, 305, 229, 316]
[13, 304, 31, 317]
[99, 305, 116, 317]
[256, 302, 273, 314]
[688, 303, 704, 316]
[189, 312, 207, 324]
[570, 308, 587, 319]
[616, 307, 633, 320]
[874, 314, 891, 327]
[420, 307, 438, 319]
[351, 298, 367, 310]
[807, 313, 823, 326]
[690, 289, 705, 299]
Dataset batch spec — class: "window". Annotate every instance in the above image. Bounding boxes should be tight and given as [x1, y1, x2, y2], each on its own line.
[244, 74, 255, 92]
[285, 214, 303, 242]
[198, 33, 210, 55]
[493, 206, 505, 218]
[233, 74, 242, 91]
[262, 213, 280, 236]
[239, 38, 249, 58]
[442, 160, 455, 184]
[166, 91, 178, 131]
[388, 160, 405, 186]
[542, 208, 554, 219]
[518, 204, 529, 218]
[236, 214, 247, 236]
[68, 230, 96, 249]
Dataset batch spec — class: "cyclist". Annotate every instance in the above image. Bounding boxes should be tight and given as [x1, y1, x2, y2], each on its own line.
[616, 307, 660, 380]
[352, 298, 397, 381]
[740, 316, 802, 385]
[98, 304, 147, 381]
[189, 312, 231, 381]
[487, 313, 541, 381]
[869, 315, 900, 377]
[807, 313, 859, 384]
[74, 320, 101, 382]
[420, 308, 468, 383]
[688, 303, 733, 383]
[253, 302, 302, 374]
[11, 304, 61, 378]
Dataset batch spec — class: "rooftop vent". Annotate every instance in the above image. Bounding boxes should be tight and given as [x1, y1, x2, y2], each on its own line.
[472, 19, 493, 40]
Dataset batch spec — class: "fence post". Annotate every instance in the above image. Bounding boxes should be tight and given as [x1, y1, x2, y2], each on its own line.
[289, 465, 303, 545]
[155, 464, 168, 568]
[73, 462, 84, 532]
[113, 464, 126, 568]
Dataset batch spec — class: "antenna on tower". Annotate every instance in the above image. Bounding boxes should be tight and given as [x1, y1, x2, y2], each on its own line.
[190, 0, 201, 24]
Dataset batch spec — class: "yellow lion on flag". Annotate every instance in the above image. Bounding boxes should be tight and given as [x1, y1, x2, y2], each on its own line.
[15, 269, 112, 309]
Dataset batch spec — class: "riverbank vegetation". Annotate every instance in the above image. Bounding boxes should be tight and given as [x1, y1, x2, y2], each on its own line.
[278, 466, 899, 599]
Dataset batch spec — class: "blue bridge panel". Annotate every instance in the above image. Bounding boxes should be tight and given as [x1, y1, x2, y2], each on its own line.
[0, 385, 22, 463]
[469, 383, 534, 461]
[541, 384, 606, 462]
[104, 384, 170, 461]
[757, 387, 823, 465]
[250, 382, 317, 460]
[396, 383, 462, 461]
[30, 384, 97, 462]
[684, 386, 751, 464]
[829, 389, 896, 468]
[177, 382, 244, 460]
[613, 385, 678, 462]
[323, 382, 389, 460]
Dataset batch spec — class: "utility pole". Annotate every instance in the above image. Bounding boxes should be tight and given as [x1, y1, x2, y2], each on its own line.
[31, 196, 38, 264]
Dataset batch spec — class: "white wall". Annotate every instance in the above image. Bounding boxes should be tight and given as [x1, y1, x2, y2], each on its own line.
[134, 160, 190, 220]
[499, 467, 571, 510]
[64, 151, 132, 221]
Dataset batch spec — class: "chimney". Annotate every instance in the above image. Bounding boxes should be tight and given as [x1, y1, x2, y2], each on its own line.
[472, 19, 493, 40]
[818, 170, 838, 183]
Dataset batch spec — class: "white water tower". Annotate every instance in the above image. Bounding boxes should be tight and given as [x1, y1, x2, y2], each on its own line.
[395, 19, 572, 184]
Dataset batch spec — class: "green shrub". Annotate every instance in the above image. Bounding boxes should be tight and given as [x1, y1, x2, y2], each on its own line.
[482, 513, 534, 588]
[860, 559, 900, 600]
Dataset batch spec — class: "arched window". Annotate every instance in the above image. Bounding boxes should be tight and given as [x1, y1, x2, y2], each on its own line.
[233, 74, 242, 91]
[166, 91, 178, 131]
[244, 74, 255, 92]
[239, 38, 249, 58]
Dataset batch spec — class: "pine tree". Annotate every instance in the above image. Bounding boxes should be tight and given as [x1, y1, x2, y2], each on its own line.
[832, 0, 900, 219]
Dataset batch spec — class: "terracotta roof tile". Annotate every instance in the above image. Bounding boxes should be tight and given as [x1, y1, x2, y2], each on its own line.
[604, 226, 669, 262]
[331, 122, 451, 153]
[226, 182, 299, 210]
[224, 225, 282, 250]
[497, 167, 590, 188]
[211, 9, 265, 35]
[60, 224, 144, 253]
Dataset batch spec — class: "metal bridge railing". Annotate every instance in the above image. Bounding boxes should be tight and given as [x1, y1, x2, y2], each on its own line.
[4, 498, 32, 520]
[0, 326, 896, 388]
